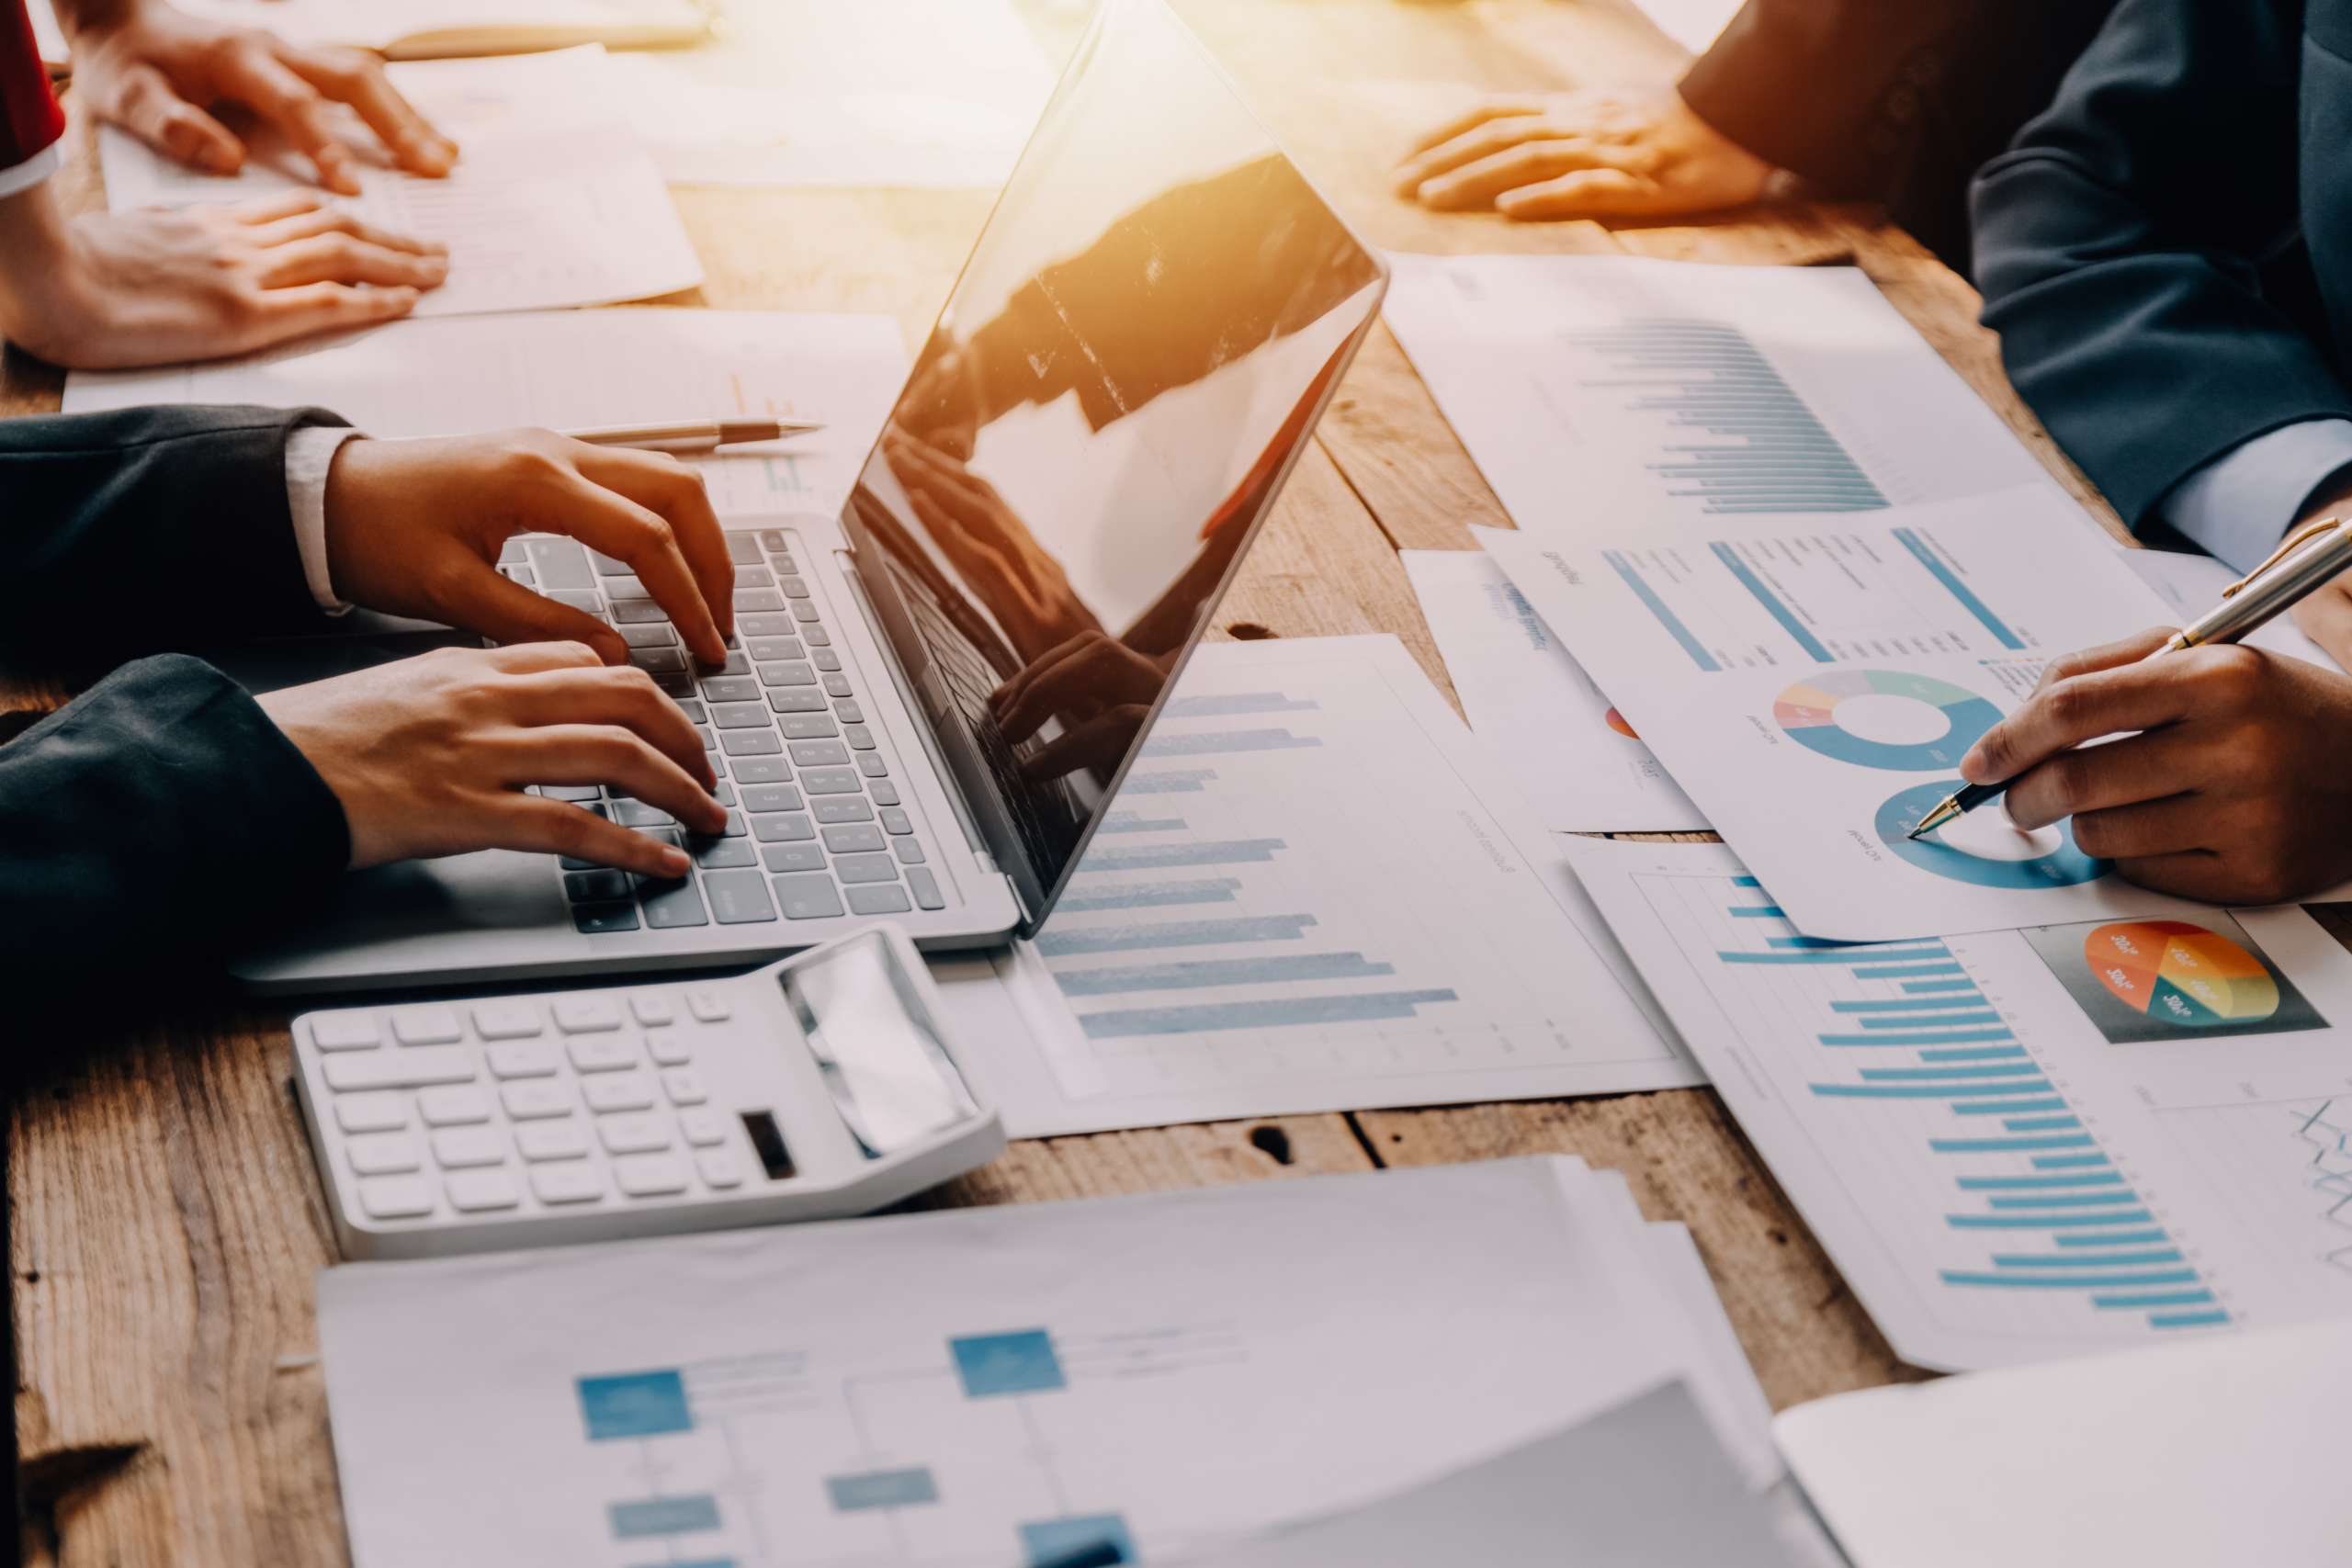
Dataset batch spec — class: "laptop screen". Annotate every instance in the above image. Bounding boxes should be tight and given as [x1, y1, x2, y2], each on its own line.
[839, 0, 1385, 930]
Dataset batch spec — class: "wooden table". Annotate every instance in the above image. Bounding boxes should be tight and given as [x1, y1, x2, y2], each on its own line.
[4, 2, 2137, 1562]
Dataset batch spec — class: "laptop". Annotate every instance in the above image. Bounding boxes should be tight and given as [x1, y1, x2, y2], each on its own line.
[232, 0, 1388, 991]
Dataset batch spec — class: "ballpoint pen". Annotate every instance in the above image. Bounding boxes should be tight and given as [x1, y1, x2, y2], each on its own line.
[1906, 514, 2352, 840]
[561, 416, 824, 455]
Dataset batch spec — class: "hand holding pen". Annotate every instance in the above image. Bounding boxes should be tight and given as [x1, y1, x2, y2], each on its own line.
[1910, 518, 2352, 906]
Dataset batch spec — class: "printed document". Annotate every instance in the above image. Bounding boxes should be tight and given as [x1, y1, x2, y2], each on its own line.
[1565, 835, 2352, 1370]
[317, 1158, 1773, 1567]
[97, 48, 701, 316]
[1383, 254, 2082, 540]
[62, 310, 908, 521]
[940, 635, 1696, 1137]
[1402, 548, 1706, 830]
[1480, 489, 2188, 940]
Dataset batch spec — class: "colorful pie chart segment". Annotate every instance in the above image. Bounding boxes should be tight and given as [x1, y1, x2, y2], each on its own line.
[1604, 707, 1640, 739]
[1876, 781, 2105, 889]
[1774, 670, 2001, 771]
[2082, 919, 2280, 1028]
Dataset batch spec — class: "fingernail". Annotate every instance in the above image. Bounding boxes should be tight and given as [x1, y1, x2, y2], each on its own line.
[658, 847, 690, 877]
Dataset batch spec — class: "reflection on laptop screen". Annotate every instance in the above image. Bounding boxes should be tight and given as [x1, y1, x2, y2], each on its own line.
[841, 0, 1385, 927]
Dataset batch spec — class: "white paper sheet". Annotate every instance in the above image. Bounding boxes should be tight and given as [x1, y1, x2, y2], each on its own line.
[97, 48, 701, 317]
[943, 635, 1697, 1138]
[1402, 548, 1707, 830]
[605, 0, 1057, 188]
[1479, 489, 2199, 941]
[1628, 0, 1744, 53]
[317, 1157, 1766, 1567]
[170, 0, 709, 56]
[63, 310, 906, 521]
[1383, 254, 2089, 541]
[1561, 834, 2352, 1370]
[2121, 546, 2341, 670]
[1775, 1317, 2352, 1568]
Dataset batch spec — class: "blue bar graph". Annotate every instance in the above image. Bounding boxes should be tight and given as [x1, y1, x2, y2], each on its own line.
[1080, 989, 1461, 1040]
[1056, 953, 1396, 997]
[1729, 906, 1786, 919]
[1893, 527, 2024, 649]
[1095, 811, 1188, 835]
[1055, 879, 1241, 913]
[1604, 548, 1719, 671]
[1076, 840, 1287, 872]
[1120, 768, 1216, 795]
[1036, 915, 1316, 957]
[1164, 693, 1319, 717]
[1855, 964, 1965, 979]
[1138, 728, 1321, 758]
[1904, 978, 1981, 994]
[1710, 542, 1834, 661]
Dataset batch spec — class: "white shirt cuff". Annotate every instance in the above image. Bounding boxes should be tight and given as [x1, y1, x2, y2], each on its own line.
[286, 425, 365, 615]
[2160, 418, 2352, 575]
[0, 143, 62, 200]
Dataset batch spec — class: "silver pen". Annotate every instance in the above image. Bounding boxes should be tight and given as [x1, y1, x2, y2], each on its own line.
[562, 416, 823, 455]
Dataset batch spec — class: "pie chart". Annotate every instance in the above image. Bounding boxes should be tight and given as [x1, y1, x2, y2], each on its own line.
[1604, 707, 1640, 739]
[1876, 780, 2105, 888]
[2082, 920, 2279, 1028]
[1774, 671, 2000, 771]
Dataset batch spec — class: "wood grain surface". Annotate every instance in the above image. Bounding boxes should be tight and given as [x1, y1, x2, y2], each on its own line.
[3, 1, 2167, 1562]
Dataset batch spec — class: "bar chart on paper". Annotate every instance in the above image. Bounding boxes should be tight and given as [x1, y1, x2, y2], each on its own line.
[992, 637, 1692, 1132]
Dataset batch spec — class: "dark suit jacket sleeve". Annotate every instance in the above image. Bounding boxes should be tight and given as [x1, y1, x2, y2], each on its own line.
[0, 404, 352, 659]
[0, 654, 350, 990]
[1971, 0, 2352, 527]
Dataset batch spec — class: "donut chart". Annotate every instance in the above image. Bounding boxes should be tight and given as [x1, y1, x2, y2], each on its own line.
[1774, 670, 2000, 771]
[1875, 780, 2105, 889]
[2083, 920, 2279, 1028]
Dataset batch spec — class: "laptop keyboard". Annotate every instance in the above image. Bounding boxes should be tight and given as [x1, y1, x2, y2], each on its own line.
[494, 528, 947, 934]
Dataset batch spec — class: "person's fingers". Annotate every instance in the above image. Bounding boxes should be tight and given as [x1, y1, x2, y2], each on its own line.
[1395, 109, 1553, 193]
[503, 724, 726, 834]
[209, 39, 364, 193]
[2066, 791, 2222, 863]
[281, 45, 458, 176]
[1999, 726, 2213, 831]
[430, 559, 630, 667]
[476, 639, 606, 675]
[1018, 705, 1150, 781]
[555, 449, 733, 662]
[108, 61, 246, 175]
[253, 231, 451, 289]
[2029, 626, 2175, 695]
[249, 202, 445, 258]
[501, 667, 714, 790]
[249, 281, 422, 340]
[494, 794, 692, 878]
[1418, 140, 1619, 211]
[2106, 850, 2245, 906]
[1402, 97, 1550, 160]
[989, 632, 1095, 717]
[995, 639, 1107, 741]
[1497, 166, 1664, 220]
[227, 189, 334, 226]
[1960, 646, 2262, 784]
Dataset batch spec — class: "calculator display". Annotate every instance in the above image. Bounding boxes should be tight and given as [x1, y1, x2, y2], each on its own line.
[782, 931, 979, 1157]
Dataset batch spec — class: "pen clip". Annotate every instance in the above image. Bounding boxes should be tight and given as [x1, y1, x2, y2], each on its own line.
[2224, 516, 2345, 597]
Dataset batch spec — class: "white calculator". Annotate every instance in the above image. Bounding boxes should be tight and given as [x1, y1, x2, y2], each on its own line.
[291, 925, 1004, 1258]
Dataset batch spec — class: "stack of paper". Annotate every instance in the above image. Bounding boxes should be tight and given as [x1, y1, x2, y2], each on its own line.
[317, 1157, 1782, 1567]
[97, 47, 701, 317]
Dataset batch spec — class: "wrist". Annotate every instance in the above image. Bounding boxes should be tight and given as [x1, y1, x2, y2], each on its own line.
[0, 184, 101, 364]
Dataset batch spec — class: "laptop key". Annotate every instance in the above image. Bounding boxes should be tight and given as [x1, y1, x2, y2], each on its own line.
[605, 574, 648, 601]
[761, 842, 826, 874]
[739, 612, 796, 636]
[628, 646, 686, 673]
[712, 702, 772, 729]
[769, 687, 828, 713]
[811, 647, 842, 671]
[637, 876, 709, 929]
[822, 673, 853, 698]
[770, 873, 845, 920]
[859, 754, 890, 780]
[617, 621, 674, 649]
[540, 784, 602, 803]
[846, 885, 913, 916]
[791, 601, 821, 624]
[722, 729, 784, 756]
[526, 537, 593, 589]
[843, 725, 876, 750]
[610, 599, 671, 624]
[694, 836, 758, 869]
[812, 796, 873, 824]
[804, 623, 831, 646]
[752, 811, 815, 842]
[613, 800, 675, 829]
[735, 588, 785, 612]
[892, 837, 926, 865]
[674, 698, 707, 725]
[833, 853, 899, 886]
[743, 784, 805, 814]
[735, 566, 775, 590]
[700, 675, 759, 705]
[593, 548, 634, 575]
[906, 866, 945, 910]
[654, 671, 695, 698]
[762, 660, 817, 687]
[779, 576, 810, 598]
[785, 729, 843, 756]
[800, 767, 862, 795]
[731, 755, 790, 784]
[499, 539, 528, 565]
[564, 869, 631, 902]
[822, 823, 885, 853]
[725, 534, 763, 565]
[868, 781, 900, 806]
[548, 589, 604, 615]
[748, 637, 804, 661]
[834, 700, 865, 724]
[704, 868, 779, 923]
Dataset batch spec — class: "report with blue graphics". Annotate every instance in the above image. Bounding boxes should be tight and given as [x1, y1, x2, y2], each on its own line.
[1481, 489, 2199, 942]
[929, 635, 1696, 1138]
[1563, 836, 2352, 1371]
[1382, 254, 2089, 540]
[314, 1158, 1777, 1568]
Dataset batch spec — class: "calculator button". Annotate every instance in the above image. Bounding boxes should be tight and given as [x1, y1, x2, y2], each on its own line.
[431, 1127, 506, 1168]
[647, 1028, 693, 1067]
[661, 1068, 708, 1106]
[596, 1112, 674, 1155]
[585, 1072, 657, 1113]
[390, 1006, 463, 1045]
[471, 1002, 544, 1040]
[324, 1046, 475, 1092]
[568, 1035, 640, 1073]
[334, 1091, 410, 1134]
[346, 1132, 422, 1175]
[516, 1122, 590, 1162]
[311, 1013, 381, 1051]
[487, 1041, 559, 1078]
[501, 1081, 574, 1120]
[554, 997, 623, 1032]
[695, 1149, 745, 1189]
[616, 1154, 689, 1198]
[530, 1164, 606, 1205]
[686, 988, 730, 1022]
[445, 1168, 521, 1213]
[418, 1086, 492, 1126]
[773, 873, 845, 920]
[630, 992, 676, 1026]
[678, 1107, 729, 1146]
[357, 1175, 435, 1219]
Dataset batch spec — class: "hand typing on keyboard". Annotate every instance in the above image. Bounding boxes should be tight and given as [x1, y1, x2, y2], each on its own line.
[257, 643, 725, 875]
[322, 430, 737, 667]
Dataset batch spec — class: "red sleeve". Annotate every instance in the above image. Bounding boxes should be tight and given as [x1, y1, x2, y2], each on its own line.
[1, 1, 66, 173]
